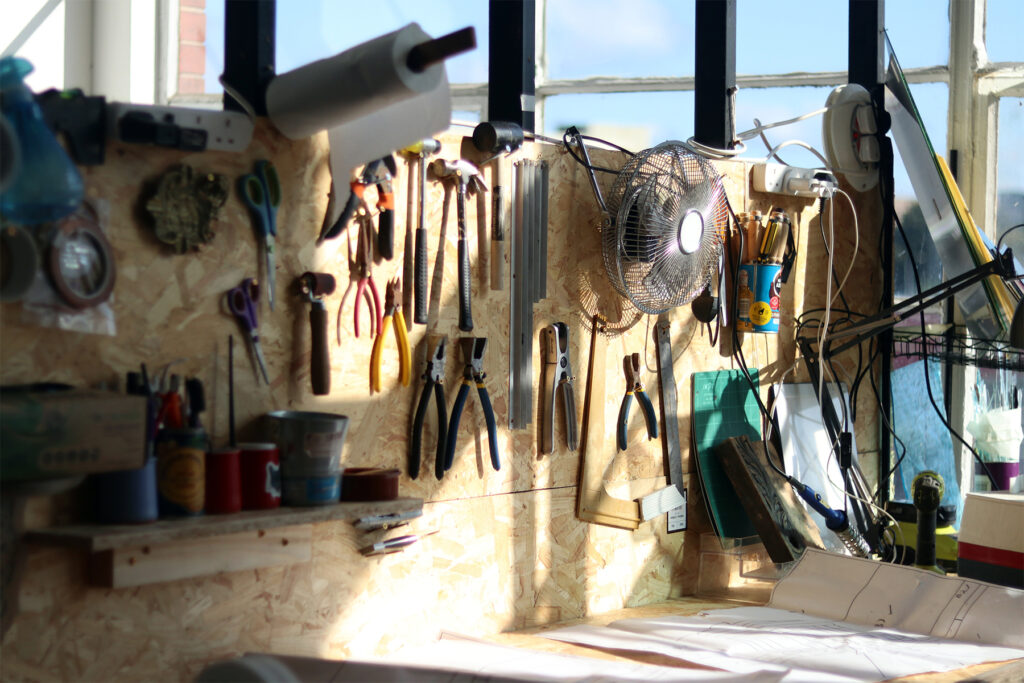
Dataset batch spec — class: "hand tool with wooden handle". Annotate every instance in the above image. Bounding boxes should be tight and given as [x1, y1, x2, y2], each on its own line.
[298, 272, 336, 395]
[399, 139, 441, 326]
[430, 158, 480, 332]
[471, 122, 524, 291]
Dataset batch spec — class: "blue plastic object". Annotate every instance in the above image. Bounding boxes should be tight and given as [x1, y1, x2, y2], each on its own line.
[0, 56, 83, 224]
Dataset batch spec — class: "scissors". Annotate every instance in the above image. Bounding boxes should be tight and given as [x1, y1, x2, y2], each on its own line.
[227, 278, 271, 385]
[240, 160, 281, 311]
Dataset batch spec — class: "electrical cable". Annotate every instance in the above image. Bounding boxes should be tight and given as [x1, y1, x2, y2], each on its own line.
[561, 128, 634, 176]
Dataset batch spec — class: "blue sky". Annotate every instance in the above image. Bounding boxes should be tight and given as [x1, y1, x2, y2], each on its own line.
[205, 0, 1022, 199]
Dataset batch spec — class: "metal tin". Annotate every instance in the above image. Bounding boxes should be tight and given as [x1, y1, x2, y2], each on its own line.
[266, 411, 348, 506]
[155, 427, 207, 516]
[751, 263, 782, 334]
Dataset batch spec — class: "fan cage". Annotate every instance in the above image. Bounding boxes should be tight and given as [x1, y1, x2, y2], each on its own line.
[602, 141, 729, 314]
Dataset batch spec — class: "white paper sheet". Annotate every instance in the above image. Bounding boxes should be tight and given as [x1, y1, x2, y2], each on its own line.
[373, 636, 785, 682]
[769, 548, 1024, 647]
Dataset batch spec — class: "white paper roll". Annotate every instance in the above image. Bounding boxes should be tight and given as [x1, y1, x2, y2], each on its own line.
[266, 23, 443, 140]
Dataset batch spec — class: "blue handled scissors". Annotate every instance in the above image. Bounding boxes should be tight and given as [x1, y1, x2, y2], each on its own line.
[227, 278, 271, 385]
[240, 160, 281, 311]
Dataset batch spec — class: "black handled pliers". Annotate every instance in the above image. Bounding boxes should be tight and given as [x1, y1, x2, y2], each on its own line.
[410, 335, 447, 480]
[541, 322, 578, 454]
[444, 337, 500, 474]
[616, 352, 658, 451]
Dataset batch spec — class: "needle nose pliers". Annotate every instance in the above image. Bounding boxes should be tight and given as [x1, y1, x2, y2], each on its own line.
[369, 278, 411, 393]
[541, 322, 579, 454]
[410, 335, 447, 480]
[616, 352, 658, 451]
[444, 337, 500, 474]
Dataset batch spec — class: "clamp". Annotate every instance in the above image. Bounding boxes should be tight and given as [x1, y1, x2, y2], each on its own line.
[541, 322, 578, 454]
[369, 278, 411, 393]
[410, 335, 447, 480]
[444, 338, 500, 474]
[616, 352, 658, 451]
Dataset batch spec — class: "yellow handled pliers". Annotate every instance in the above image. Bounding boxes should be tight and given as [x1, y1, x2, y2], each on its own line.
[370, 278, 411, 393]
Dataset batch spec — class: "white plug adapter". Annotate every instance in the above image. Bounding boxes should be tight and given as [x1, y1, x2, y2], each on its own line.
[752, 163, 838, 198]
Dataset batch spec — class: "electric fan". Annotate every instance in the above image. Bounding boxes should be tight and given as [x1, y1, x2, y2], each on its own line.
[572, 133, 729, 315]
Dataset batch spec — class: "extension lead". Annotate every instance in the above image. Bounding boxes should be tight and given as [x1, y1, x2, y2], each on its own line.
[790, 478, 871, 558]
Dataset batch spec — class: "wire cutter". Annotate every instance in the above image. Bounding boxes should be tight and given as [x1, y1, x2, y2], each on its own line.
[445, 337, 500, 474]
[338, 202, 382, 339]
[410, 335, 447, 481]
[369, 278, 411, 393]
[541, 322, 578, 454]
[616, 352, 658, 452]
[239, 160, 280, 311]
[227, 277, 270, 384]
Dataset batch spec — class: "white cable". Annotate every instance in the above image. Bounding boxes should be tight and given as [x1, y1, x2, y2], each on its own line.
[736, 106, 830, 142]
[829, 189, 860, 307]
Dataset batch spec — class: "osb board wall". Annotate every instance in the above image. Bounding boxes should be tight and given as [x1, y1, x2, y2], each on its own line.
[0, 122, 880, 681]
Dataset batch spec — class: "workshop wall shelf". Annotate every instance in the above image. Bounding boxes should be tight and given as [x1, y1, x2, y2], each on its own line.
[25, 497, 422, 588]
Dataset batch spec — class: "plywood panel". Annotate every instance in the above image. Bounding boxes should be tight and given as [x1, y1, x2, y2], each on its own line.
[0, 119, 880, 681]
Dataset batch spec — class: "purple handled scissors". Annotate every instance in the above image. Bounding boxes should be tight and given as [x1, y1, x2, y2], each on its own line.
[228, 278, 271, 384]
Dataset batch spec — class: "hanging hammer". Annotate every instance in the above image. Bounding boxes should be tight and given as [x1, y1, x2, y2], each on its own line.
[469, 122, 524, 291]
[398, 138, 442, 327]
[429, 158, 480, 332]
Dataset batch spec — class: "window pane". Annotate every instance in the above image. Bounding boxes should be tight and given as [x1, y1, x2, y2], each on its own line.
[890, 82, 949, 200]
[734, 86, 834, 169]
[205, 1, 487, 94]
[0, 1, 65, 92]
[736, 0, 847, 75]
[884, 2, 948, 69]
[986, 0, 1023, 63]
[545, 0, 695, 80]
[996, 97, 1024, 238]
[542, 91, 695, 152]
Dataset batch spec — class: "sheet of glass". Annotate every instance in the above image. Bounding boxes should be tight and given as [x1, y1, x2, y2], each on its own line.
[997, 97, 1024, 214]
[883, 5, 948, 69]
[885, 41, 1005, 339]
[545, 0, 695, 80]
[735, 1, 846, 75]
[542, 91, 694, 150]
[985, 0, 1023, 64]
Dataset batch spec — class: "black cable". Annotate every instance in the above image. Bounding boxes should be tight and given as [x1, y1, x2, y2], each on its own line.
[561, 129, 634, 175]
[893, 211, 999, 489]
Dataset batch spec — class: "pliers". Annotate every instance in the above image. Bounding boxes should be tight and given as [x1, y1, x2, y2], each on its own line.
[541, 322, 578, 454]
[616, 352, 658, 451]
[370, 278, 411, 393]
[410, 335, 447, 480]
[444, 337, 500, 474]
[338, 202, 382, 340]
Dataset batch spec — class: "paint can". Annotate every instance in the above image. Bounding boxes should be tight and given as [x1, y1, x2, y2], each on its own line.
[92, 457, 159, 524]
[266, 411, 348, 506]
[239, 442, 281, 510]
[750, 262, 782, 334]
[155, 427, 207, 516]
[205, 447, 242, 514]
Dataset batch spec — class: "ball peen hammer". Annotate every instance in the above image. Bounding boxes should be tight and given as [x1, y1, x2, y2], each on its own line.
[429, 158, 480, 332]
[471, 122, 524, 291]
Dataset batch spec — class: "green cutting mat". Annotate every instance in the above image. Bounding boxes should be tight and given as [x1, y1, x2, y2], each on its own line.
[691, 369, 761, 540]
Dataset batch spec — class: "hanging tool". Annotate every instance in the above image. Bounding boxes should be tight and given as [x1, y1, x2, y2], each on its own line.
[541, 322, 578, 454]
[470, 121, 524, 291]
[370, 278, 411, 393]
[227, 277, 270, 385]
[359, 530, 439, 556]
[616, 352, 658, 452]
[445, 337, 500, 473]
[397, 139, 442, 325]
[319, 157, 393, 243]
[298, 271, 337, 396]
[410, 335, 447, 481]
[338, 203, 382, 340]
[374, 155, 398, 261]
[430, 158, 480, 332]
[239, 160, 281, 311]
[654, 319, 686, 516]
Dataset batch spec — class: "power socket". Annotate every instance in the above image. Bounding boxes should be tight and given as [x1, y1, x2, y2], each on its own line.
[753, 163, 837, 198]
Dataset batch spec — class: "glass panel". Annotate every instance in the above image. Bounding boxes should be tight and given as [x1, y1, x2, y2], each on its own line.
[205, 1, 487, 94]
[736, 0, 846, 75]
[996, 97, 1024, 242]
[884, 3, 948, 69]
[734, 86, 833, 169]
[542, 91, 695, 151]
[986, 0, 1023, 64]
[0, 1, 65, 92]
[545, 0, 695, 80]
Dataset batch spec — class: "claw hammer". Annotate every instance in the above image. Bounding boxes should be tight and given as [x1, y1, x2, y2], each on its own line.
[429, 158, 481, 332]
[399, 138, 442, 328]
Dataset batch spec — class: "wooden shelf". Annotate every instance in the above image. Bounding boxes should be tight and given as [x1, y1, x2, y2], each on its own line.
[26, 497, 422, 551]
[24, 498, 423, 588]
